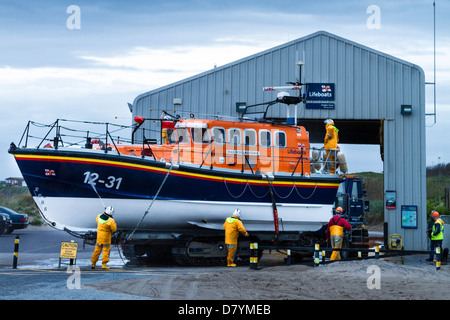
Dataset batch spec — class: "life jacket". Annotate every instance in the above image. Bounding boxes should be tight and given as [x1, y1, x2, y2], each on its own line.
[98, 213, 110, 224]
[431, 219, 444, 241]
[226, 217, 237, 224]
[329, 216, 344, 237]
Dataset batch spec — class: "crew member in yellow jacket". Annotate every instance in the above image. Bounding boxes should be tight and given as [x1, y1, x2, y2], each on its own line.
[323, 119, 339, 174]
[91, 206, 117, 270]
[223, 209, 249, 267]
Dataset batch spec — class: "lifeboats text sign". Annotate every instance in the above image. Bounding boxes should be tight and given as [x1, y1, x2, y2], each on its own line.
[60, 242, 78, 259]
[306, 83, 335, 101]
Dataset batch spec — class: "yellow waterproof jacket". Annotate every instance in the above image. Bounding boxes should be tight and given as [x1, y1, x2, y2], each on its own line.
[324, 123, 339, 149]
[96, 213, 117, 244]
[223, 216, 248, 245]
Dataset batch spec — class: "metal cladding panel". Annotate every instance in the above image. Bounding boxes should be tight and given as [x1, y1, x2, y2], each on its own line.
[131, 30, 426, 250]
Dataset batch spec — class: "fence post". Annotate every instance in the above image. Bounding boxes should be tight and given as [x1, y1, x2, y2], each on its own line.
[13, 235, 20, 269]
[436, 247, 441, 271]
[375, 246, 380, 259]
[250, 243, 259, 270]
[314, 243, 320, 266]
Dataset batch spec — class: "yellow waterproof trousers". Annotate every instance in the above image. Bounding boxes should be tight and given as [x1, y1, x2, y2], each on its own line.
[91, 243, 111, 265]
[226, 244, 237, 266]
[325, 150, 337, 175]
[329, 224, 344, 261]
[330, 235, 343, 261]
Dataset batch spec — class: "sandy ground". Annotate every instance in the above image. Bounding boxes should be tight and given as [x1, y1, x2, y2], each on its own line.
[85, 255, 450, 300]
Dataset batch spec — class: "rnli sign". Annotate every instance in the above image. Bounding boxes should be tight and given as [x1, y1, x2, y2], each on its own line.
[306, 83, 335, 101]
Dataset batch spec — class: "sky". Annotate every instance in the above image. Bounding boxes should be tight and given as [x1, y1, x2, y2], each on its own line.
[1, 0, 449, 179]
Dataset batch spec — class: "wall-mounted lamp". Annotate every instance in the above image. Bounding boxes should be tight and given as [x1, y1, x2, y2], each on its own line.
[236, 102, 247, 113]
[401, 105, 412, 116]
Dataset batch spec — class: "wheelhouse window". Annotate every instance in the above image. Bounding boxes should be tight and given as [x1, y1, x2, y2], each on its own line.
[274, 131, 286, 149]
[244, 129, 257, 147]
[259, 130, 271, 148]
[191, 128, 212, 144]
[175, 128, 190, 144]
[212, 127, 226, 145]
[228, 128, 241, 146]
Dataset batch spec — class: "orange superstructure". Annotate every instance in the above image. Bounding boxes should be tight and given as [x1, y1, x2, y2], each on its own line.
[110, 119, 311, 176]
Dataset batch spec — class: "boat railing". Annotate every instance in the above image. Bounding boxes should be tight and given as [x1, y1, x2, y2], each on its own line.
[16, 119, 134, 154]
[15, 119, 341, 176]
[164, 144, 340, 176]
[309, 147, 340, 175]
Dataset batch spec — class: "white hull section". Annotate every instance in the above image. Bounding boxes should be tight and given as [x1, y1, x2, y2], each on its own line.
[34, 196, 333, 234]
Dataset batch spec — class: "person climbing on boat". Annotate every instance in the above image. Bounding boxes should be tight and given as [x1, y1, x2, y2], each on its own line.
[323, 119, 339, 174]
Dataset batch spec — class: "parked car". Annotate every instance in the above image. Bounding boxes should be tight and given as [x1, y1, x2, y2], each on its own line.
[0, 207, 28, 234]
[0, 212, 13, 235]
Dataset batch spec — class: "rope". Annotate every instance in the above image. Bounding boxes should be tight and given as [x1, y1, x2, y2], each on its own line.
[271, 182, 296, 199]
[223, 177, 248, 198]
[127, 162, 174, 241]
[248, 183, 270, 199]
[294, 181, 319, 200]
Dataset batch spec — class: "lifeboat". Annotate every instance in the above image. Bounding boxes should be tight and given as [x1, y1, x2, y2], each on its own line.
[8, 82, 346, 264]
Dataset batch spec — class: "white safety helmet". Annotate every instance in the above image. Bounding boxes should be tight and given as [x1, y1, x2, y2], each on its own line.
[232, 208, 241, 219]
[324, 119, 334, 125]
[104, 205, 114, 216]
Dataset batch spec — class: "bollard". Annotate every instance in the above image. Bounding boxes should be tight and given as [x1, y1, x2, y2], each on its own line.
[286, 249, 291, 266]
[322, 250, 326, 264]
[314, 243, 320, 266]
[358, 251, 362, 259]
[249, 243, 258, 270]
[375, 246, 380, 259]
[435, 247, 441, 270]
[13, 235, 19, 269]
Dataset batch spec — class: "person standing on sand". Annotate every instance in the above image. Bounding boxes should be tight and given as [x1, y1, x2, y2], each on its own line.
[426, 210, 444, 262]
[223, 209, 249, 267]
[326, 206, 352, 261]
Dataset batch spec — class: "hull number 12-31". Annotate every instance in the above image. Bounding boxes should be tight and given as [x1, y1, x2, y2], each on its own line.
[83, 171, 123, 190]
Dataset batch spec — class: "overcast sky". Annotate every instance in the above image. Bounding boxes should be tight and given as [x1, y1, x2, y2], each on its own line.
[1, 0, 449, 179]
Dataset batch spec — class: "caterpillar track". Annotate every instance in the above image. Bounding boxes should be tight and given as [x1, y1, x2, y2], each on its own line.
[120, 236, 255, 266]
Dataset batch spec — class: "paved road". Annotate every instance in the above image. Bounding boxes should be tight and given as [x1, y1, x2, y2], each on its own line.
[0, 227, 113, 268]
[0, 227, 87, 253]
[0, 228, 232, 300]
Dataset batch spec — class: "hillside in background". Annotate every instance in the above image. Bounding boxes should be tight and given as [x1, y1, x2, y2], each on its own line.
[354, 165, 450, 224]
[0, 186, 41, 225]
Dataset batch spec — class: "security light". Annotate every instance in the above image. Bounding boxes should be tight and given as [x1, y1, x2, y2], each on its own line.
[401, 105, 412, 115]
